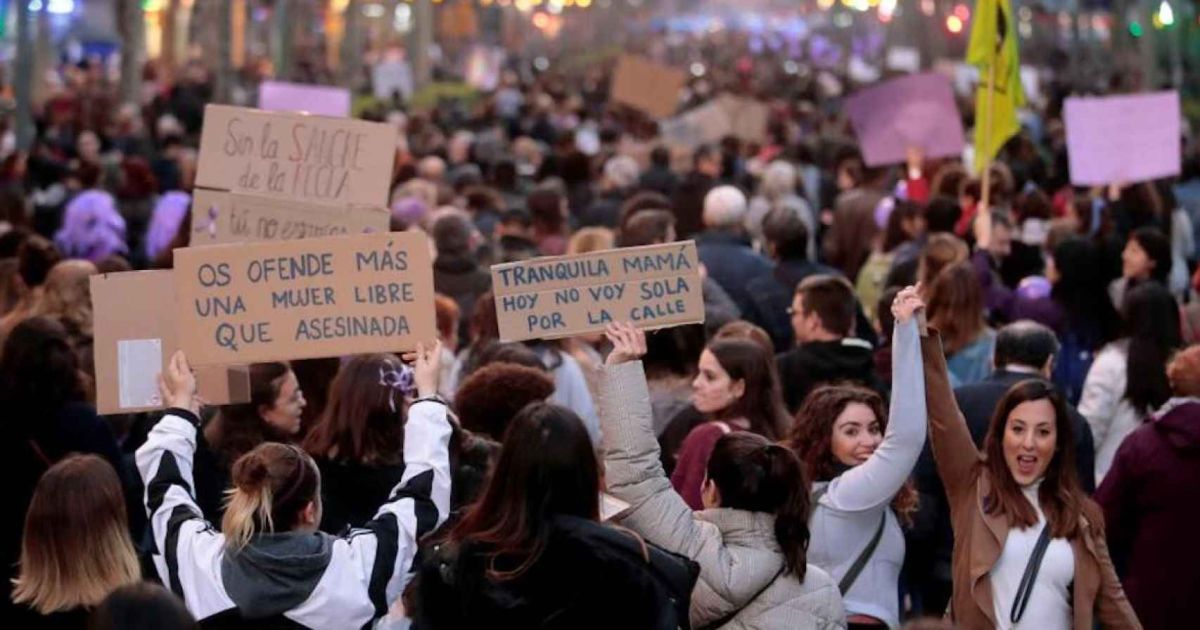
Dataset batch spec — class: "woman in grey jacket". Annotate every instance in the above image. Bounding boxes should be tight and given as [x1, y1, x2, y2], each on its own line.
[600, 322, 846, 630]
[787, 287, 927, 629]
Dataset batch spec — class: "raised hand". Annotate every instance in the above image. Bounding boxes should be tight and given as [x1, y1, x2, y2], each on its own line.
[157, 350, 199, 415]
[604, 322, 647, 366]
[402, 340, 443, 398]
[891, 284, 926, 326]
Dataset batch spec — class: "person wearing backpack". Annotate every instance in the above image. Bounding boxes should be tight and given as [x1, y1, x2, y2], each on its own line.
[786, 287, 927, 629]
[600, 322, 845, 630]
[919, 291, 1143, 628]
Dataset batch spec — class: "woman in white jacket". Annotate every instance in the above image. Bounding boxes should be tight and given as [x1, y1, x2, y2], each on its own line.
[600, 322, 846, 629]
[786, 287, 927, 629]
[1080, 282, 1181, 484]
[137, 346, 451, 628]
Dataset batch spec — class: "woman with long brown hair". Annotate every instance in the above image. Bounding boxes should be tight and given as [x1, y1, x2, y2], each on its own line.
[411, 367, 698, 627]
[138, 345, 452, 626]
[11, 455, 140, 627]
[302, 353, 412, 533]
[919, 290, 1142, 628]
[670, 337, 793, 509]
[786, 287, 926, 629]
[927, 261, 996, 387]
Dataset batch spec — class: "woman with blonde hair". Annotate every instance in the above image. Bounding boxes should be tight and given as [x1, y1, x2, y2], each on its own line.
[33, 259, 98, 377]
[11, 454, 140, 627]
[137, 345, 452, 626]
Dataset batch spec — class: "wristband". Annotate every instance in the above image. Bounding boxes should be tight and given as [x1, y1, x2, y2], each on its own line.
[412, 394, 448, 407]
[166, 407, 202, 428]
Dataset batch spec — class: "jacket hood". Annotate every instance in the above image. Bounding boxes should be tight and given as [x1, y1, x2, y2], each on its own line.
[221, 532, 334, 619]
[797, 338, 876, 372]
[1152, 397, 1200, 453]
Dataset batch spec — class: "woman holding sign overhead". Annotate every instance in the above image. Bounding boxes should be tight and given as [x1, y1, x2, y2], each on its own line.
[918, 288, 1142, 628]
[138, 343, 451, 627]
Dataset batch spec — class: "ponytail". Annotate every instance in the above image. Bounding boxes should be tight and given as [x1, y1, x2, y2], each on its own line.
[707, 434, 810, 580]
[758, 444, 810, 580]
[222, 443, 320, 551]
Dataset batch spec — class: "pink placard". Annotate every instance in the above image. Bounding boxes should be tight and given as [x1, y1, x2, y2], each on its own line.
[1065, 91, 1181, 186]
[845, 73, 965, 167]
[258, 81, 352, 118]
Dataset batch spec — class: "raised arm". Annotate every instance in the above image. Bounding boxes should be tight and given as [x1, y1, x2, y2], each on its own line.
[820, 291, 926, 512]
[347, 342, 452, 617]
[599, 323, 757, 625]
[920, 325, 984, 503]
[135, 352, 233, 620]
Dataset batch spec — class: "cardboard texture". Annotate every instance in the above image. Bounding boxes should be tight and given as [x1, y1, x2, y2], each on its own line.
[845, 73, 966, 167]
[92, 270, 250, 415]
[610, 55, 686, 119]
[190, 188, 391, 246]
[174, 232, 436, 366]
[258, 81, 352, 118]
[491, 241, 704, 342]
[196, 104, 396, 207]
[1065, 91, 1181, 186]
[660, 94, 768, 150]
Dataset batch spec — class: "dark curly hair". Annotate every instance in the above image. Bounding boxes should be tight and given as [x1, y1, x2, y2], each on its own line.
[453, 363, 556, 441]
[786, 384, 918, 525]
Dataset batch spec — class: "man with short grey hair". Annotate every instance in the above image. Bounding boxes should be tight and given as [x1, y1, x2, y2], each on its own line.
[695, 185, 772, 316]
[579, 155, 641, 228]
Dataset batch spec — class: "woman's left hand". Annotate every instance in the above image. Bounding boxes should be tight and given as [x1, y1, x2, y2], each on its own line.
[604, 322, 647, 366]
[403, 340, 443, 398]
[158, 350, 199, 415]
[891, 284, 926, 325]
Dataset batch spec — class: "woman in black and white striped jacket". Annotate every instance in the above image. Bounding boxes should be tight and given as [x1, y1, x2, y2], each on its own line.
[136, 345, 451, 628]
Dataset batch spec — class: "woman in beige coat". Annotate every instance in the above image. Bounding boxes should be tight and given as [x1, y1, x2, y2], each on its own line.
[600, 322, 845, 629]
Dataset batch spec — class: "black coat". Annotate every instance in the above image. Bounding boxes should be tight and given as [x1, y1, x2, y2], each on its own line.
[315, 458, 407, 535]
[906, 369, 1096, 615]
[412, 515, 699, 629]
[776, 339, 885, 413]
[433, 254, 493, 342]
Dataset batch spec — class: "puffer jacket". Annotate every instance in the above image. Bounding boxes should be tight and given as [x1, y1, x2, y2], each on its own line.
[600, 361, 847, 629]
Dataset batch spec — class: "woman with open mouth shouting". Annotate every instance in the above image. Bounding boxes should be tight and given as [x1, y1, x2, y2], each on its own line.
[917, 284, 1142, 629]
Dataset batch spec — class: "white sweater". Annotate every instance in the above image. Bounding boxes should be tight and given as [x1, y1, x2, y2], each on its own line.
[1078, 341, 1144, 485]
[806, 318, 927, 629]
[989, 482, 1075, 630]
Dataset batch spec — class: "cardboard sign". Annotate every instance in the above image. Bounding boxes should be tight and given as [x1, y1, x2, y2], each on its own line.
[719, 95, 770, 144]
[491, 242, 704, 342]
[173, 232, 436, 366]
[845, 73, 966, 167]
[92, 271, 250, 415]
[1065, 91, 1181, 186]
[661, 94, 769, 149]
[259, 81, 352, 118]
[190, 188, 391, 246]
[610, 55, 686, 119]
[196, 104, 396, 208]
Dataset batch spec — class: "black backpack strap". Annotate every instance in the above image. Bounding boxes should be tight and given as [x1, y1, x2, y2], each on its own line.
[1010, 525, 1053, 624]
[838, 509, 887, 595]
[699, 565, 786, 630]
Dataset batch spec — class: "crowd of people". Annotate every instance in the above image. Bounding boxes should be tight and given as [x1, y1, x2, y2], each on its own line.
[1, 26, 1198, 630]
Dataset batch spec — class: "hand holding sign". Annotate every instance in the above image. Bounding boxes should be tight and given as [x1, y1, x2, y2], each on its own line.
[157, 351, 199, 416]
[604, 322, 647, 366]
[402, 340, 443, 399]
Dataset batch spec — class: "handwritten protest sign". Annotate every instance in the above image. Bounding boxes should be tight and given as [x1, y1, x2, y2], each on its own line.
[491, 242, 704, 342]
[844, 73, 965, 167]
[191, 188, 390, 245]
[92, 270, 250, 414]
[660, 94, 768, 149]
[610, 55, 686, 119]
[1065, 91, 1181, 186]
[259, 81, 352, 118]
[196, 105, 396, 208]
[174, 232, 436, 366]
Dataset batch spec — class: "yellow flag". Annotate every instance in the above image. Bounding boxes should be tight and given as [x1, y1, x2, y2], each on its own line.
[967, 0, 1024, 171]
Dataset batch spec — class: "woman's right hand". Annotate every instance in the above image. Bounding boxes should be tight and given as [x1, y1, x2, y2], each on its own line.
[891, 284, 925, 326]
[403, 340, 442, 399]
[604, 322, 647, 366]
